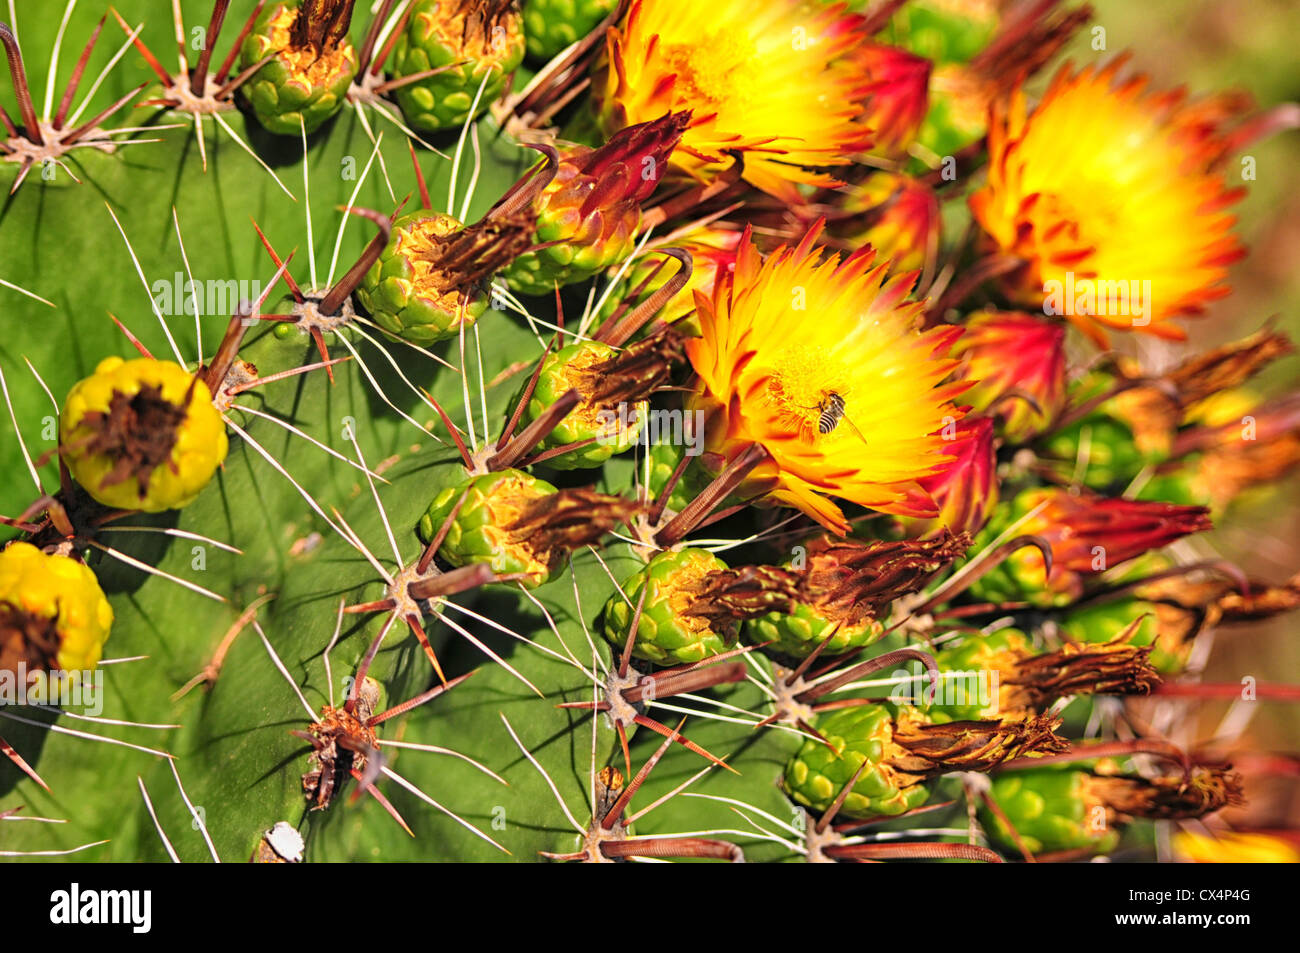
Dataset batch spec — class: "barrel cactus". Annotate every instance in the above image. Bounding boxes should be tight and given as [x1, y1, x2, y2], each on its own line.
[0, 0, 1296, 876]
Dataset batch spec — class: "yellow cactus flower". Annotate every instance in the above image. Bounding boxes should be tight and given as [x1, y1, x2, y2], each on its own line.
[60, 357, 228, 513]
[0, 542, 113, 683]
[685, 223, 968, 535]
[1173, 830, 1300, 864]
[594, 0, 872, 202]
[970, 58, 1247, 345]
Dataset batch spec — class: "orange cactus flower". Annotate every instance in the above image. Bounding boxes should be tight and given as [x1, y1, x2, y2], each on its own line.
[685, 222, 969, 534]
[970, 58, 1248, 345]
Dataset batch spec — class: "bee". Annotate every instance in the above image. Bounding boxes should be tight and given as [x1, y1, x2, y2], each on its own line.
[809, 391, 869, 447]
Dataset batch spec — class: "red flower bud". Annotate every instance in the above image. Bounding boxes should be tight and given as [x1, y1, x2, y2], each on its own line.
[900, 414, 998, 537]
[1018, 488, 1212, 600]
[830, 173, 940, 275]
[850, 43, 931, 156]
[953, 310, 1067, 441]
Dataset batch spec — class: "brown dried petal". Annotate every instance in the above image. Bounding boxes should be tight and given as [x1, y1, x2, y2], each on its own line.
[1005, 638, 1161, 711]
[1091, 765, 1245, 821]
[799, 530, 970, 626]
[504, 488, 640, 567]
[75, 382, 191, 497]
[428, 211, 535, 294]
[0, 603, 61, 678]
[682, 565, 803, 625]
[890, 710, 1067, 780]
[291, 0, 357, 53]
[583, 330, 685, 407]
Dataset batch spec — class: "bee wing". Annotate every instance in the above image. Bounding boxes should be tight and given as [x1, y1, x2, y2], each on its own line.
[841, 412, 870, 448]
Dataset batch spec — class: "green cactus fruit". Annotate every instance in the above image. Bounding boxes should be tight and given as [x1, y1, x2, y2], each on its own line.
[983, 763, 1244, 856]
[1057, 599, 1190, 676]
[355, 210, 485, 343]
[783, 705, 933, 819]
[417, 468, 637, 589]
[746, 533, 969, 661]
[645, 440, 714, 516]
[523, 0, 618, 61]
[519, 341, 645, 469]
[963, 544, 1059, 609]
[967, 488, 1210, 608]
[503, 113, 688, 297]
[981, 767, 1121, 855]
[924, 627, 1034, 721]
[788, 704, 1067, 821]
[356, 207, 534, 344]
[390, 0, 526, 132]
[747, 596, 882, 662]
[923, 625, 1160, 722]
[602, 548, 740, 665]
[417, 469, 563, 587]
[1134, 467, 1214, 509]
[239, 0, 359, 136]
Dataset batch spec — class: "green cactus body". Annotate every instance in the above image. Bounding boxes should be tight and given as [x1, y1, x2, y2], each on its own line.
[523, 0, 618, 61]
[239, 1, 358, 135]
[602, 549, 738, 665]
[981, 768, 1120, 855]
[390, 0, 526, 132]
[521, 341, 644, 469]
[746, 595, 882, 661]
[355, 209, 489, 344]
[784, 705, 931, 819]
[0, 0, 1290, 871]
[417, 469, 561, 587]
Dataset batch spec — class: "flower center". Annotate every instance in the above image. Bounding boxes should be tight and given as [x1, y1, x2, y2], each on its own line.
[762, 344, 852, 439]
[659, 33, 755, 109]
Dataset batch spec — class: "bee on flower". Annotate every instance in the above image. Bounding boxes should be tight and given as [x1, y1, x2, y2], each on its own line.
[684, 221, 970, 535]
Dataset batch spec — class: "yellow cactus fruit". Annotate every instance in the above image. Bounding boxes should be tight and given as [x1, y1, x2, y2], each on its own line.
[0, 542, 114, 686]
[60, 357, 228, 513]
